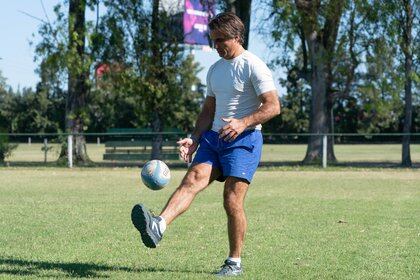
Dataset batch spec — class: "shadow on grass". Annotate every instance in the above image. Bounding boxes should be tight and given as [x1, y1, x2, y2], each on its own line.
[0, 257, 209, 278]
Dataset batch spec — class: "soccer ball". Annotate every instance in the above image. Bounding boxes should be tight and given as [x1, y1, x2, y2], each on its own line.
[141, 160, 171, 190]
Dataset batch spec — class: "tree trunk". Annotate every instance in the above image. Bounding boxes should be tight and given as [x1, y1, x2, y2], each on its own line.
[150, 0, 163, 160]
[303, 39, 328, 163]
[151, 111, 163, 160]
[226, 0, 252, 49]
[61, 0, 90, 164]
[401, 0, 413, 167]
[296, 0, 343, 164]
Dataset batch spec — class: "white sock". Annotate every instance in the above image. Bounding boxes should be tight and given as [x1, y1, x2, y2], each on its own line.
[227, 257, 241, 266]
[158, 216, 167, 234]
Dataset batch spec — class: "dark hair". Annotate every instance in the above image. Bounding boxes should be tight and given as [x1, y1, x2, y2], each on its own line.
[208, 12, 244, 45]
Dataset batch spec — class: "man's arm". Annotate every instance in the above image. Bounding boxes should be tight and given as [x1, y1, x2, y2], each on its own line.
[191, 96, 216, 141]
[178, 96, 215, 162]
[242, 90, 281, 128]
[219, 90, 280, 141]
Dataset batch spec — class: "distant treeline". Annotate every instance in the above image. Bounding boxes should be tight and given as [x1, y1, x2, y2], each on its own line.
[0, 0, 419, 166]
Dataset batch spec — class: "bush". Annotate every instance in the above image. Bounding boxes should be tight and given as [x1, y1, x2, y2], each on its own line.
[0, 129, 18, 163]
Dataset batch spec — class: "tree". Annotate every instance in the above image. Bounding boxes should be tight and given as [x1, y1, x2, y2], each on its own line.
[149, 0, 166, 159]
[268, 0, 413, 161]
[94, 0, 202, 159]
[34, 1, 100, 165]
[33, 5, 70, 133]
[296, 0, 346, 163]
[0, 70, 13, 131]
[356, 35, 404, 134]
[224, 0, 252, 49]
[10, 88, 62, 133]
[0, 71, 17, 163]
[370, 0, 418, 166]
[269, 0, 345, 163]
[395, 0, 416, 167]
[65, 0, 91, 163]
[264, 68, 311, 134]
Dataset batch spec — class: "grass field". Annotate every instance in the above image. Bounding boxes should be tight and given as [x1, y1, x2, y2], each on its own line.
[6, 143, 420, 164]
[0, 168, 419, 279]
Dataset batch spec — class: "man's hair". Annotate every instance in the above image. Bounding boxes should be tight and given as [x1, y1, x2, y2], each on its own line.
[208, 12, 244, 45]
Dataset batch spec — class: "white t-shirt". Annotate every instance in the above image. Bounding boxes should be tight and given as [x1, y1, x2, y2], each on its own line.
[206, 50, 276, 132]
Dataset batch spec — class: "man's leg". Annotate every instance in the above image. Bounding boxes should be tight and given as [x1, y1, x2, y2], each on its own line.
[160, 163, 221, 225]
[223, 176, 249, 258]
[132, 163, 220, 248]
[214, 176, 248, 276]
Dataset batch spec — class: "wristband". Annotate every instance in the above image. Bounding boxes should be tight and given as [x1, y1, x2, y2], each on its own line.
[190, 135, 200, 144]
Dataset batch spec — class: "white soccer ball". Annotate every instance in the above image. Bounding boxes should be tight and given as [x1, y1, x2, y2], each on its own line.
[141, 160, 171, 190]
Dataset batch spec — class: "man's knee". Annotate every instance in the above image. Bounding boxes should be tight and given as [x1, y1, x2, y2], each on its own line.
[223, 177, 248, 216]
[178, 168, 209, 194]
[223, 192, 243, 216]
[223, 191, 244, 217]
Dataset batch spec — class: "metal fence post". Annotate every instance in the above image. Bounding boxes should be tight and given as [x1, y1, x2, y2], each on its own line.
[43, 138, 48, 163]
[68, 135, 73, 168]
[322, 134, 327, 168]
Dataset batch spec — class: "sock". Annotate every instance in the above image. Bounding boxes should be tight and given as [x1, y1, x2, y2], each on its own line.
[227, 257, 241, 266]
[157, 216, 167, 234]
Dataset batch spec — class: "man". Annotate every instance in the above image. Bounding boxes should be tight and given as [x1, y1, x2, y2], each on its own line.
[131, 12, 280, 277]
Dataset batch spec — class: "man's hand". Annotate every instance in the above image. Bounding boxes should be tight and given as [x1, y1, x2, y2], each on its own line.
[219, 117, 247, 141]
[177, 138, 199, 163]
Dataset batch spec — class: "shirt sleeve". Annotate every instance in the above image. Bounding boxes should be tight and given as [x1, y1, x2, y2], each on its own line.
[206, 64, 215, 97]
[250, 60, 276, 96]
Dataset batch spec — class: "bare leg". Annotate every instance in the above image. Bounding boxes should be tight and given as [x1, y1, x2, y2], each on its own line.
[160, 163, 221, 225]
[223, 177, 249, 258]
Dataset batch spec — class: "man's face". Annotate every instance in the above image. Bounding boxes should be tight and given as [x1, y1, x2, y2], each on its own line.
[210, 30, 241, 59]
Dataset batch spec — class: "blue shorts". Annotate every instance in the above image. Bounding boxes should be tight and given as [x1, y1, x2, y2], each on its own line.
[192, 129, 263, 183]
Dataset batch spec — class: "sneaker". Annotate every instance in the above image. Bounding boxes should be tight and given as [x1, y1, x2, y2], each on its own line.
[215, 260, 243, 277]
[131, 204, 163, 248]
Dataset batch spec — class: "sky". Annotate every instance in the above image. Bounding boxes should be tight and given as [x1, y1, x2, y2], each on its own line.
[0, 1, 284, 94]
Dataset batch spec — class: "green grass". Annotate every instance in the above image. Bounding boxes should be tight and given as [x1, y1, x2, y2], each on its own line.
[0, 168, 419, 279]
[262, 144, 420, 162]
[7, 143, 420, 164]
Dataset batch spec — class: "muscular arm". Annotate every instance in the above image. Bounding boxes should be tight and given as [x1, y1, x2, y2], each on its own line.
[219, 90, 281, 141]
[178, 96, 215, 162]
[242, 90, 281, 128]
[191, 96, 216, 140]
